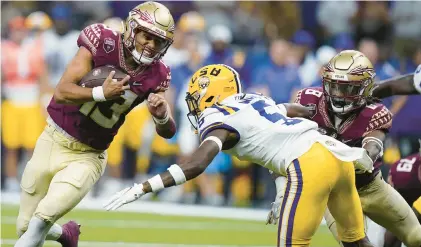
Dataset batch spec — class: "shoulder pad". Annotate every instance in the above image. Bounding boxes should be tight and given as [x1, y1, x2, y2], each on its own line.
[363, 104, 393, 135]
[77, 23, 119, 56]
[198, 107, 230, 142]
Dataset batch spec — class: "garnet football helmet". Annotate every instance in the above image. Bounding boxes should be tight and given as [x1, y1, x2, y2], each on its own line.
[123, 1, 175, 65]
[322, 50, 376, 115]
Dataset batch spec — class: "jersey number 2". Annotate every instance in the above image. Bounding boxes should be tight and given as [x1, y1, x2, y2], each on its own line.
[251, 100, 301, 125]
[79, 90, 137, 128]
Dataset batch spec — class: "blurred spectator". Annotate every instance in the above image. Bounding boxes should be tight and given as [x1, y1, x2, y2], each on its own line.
[249, 39, 301, 103]
[42, 4, 80, 87]
[260, 2, 301, 41]
[316, 1, 357, 41]
[204, 25, 234, 65]
[290, 30, 319, 88]
[231, 2, 264, 46]
[391, 1, 421, 59]
[309, 45, 337, 87]
[163, 11, 210, 68]
[358, 39, 399, 82]
[1, 16, 49, 191]
[24, 11, 55, 112]
[352, 1, 393, 52]
[332, 33, 355, 52]
[193, 1, 235, 30]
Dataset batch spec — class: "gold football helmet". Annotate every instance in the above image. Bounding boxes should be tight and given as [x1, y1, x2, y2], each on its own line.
[186, 64, 242, 129]
[322, 50, 376, 115]
[123, 1, 175, 65]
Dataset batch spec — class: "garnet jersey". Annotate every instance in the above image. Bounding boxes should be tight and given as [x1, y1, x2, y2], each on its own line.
[389, 154, 421, 205]
[47, 23, 171, 150]
[295, 87, 393, 188]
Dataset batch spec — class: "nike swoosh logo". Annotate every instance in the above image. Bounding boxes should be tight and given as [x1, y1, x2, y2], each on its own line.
[132, 82, 143, 86]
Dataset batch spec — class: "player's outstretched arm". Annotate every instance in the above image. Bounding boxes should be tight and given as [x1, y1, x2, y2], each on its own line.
[282, 103, 313, 118]
[146, 91, 176, 138]
[373, 64, 421, 98]
[104, 129, 230, 211]
[54, 47, 130, 105]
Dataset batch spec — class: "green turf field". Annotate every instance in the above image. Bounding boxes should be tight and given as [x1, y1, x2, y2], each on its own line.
[1, 204, 337, 246]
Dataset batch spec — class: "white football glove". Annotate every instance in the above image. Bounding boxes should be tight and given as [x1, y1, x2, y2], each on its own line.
[266, 176, 286, 225]
[103, 183, 145, 211]
[354, 150, 374, 174]
[266, 192, 283, 225]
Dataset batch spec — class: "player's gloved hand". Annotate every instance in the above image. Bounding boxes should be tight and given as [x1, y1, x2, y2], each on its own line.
[266, 175, 286, 225]
[103, 183, 145, 211]
[102, 71, 131, 100]
[354, 150, 374, 174]
[266, 192, 283, 225]
[147, 93, 169, 123]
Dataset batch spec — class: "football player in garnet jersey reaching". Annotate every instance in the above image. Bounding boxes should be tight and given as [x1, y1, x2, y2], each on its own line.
[266, 50, 421, 247]
[385, 141, 421, 247]
[14, 2, 176, 247]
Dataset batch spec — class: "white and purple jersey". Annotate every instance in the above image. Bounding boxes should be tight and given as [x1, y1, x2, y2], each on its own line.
[197, 93, 366, 175]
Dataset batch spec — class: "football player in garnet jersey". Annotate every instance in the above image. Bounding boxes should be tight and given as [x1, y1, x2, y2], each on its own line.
[266, 50, 421, 247]
[15, 2, 176, 247]
[385, 141, 421, 247]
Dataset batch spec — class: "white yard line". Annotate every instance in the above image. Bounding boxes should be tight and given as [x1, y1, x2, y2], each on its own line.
[0, 239, 274, 247]
[1, 216, 275, 232]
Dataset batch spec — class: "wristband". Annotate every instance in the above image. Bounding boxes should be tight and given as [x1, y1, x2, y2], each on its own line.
[147, 174, 165, 192]
[92, 86, 106, 102]
[153, 111, 169, 125]
[167, 164, 187, 185]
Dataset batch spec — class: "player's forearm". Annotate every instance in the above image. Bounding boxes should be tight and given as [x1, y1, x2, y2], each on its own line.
[142, 163, 206, 193]
[155, 116, 176, 139]
[373, 73, 417, 98]
[54, 82, 95, 105]
[141, 139, 222, 194]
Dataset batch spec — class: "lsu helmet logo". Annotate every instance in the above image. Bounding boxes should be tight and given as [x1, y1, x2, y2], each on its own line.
[198, 76, 210, 89]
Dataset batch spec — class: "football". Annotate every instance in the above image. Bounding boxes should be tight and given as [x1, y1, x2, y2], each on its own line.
[79, 65, 127, 88]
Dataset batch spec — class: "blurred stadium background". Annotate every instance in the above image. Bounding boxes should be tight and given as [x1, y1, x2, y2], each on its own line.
[1, 1, 421, 246]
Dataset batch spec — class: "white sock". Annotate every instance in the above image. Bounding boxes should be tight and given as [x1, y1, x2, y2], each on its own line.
[14, 217, 52, 247]
[45, 223, 62, 241]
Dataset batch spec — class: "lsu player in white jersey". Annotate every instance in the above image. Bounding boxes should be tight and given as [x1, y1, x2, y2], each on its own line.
[104, 64, 375, 247]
